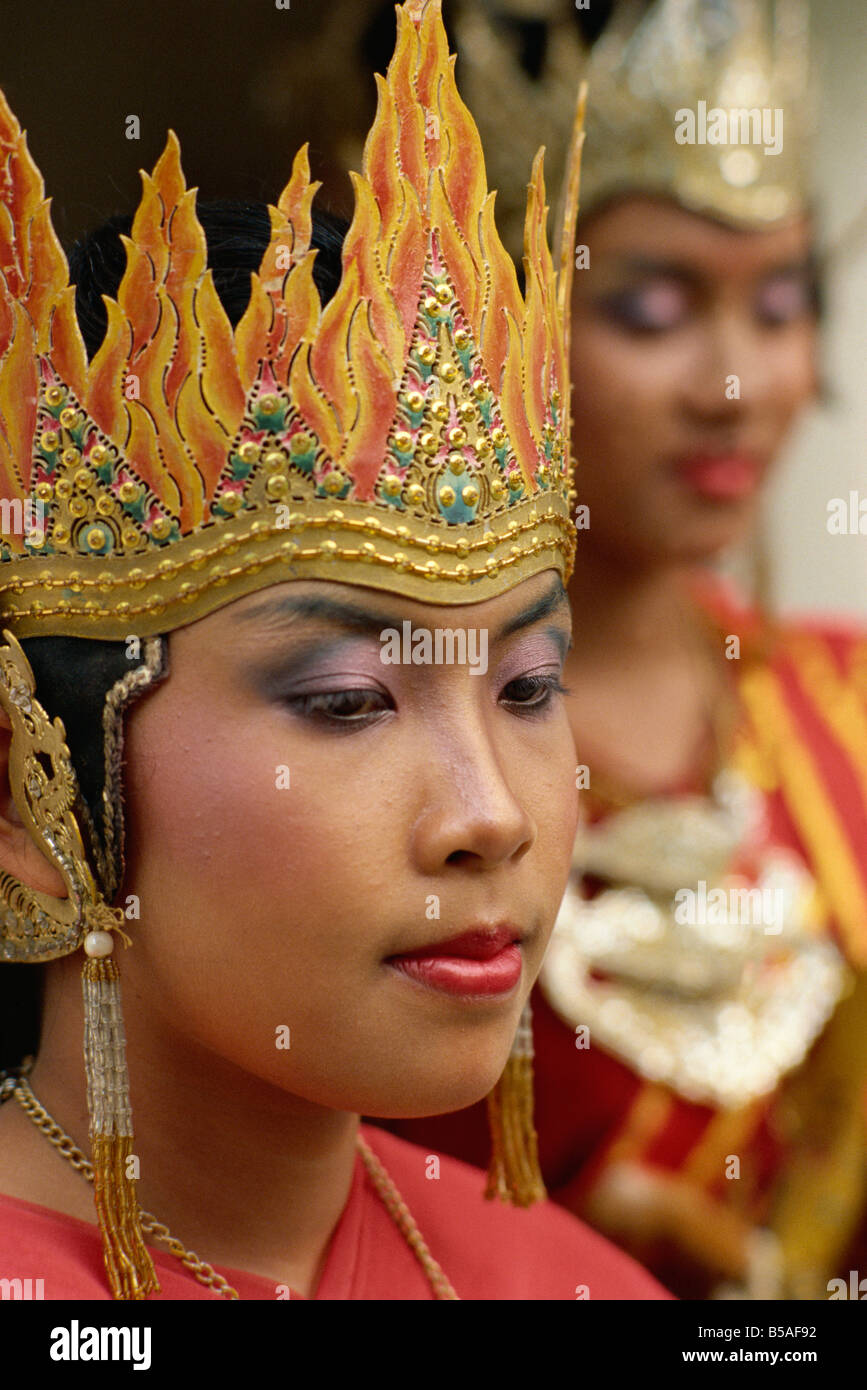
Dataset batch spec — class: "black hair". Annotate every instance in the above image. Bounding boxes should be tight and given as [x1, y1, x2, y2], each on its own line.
[68, 200, 348, 356]
[0, 200, 347, 1075]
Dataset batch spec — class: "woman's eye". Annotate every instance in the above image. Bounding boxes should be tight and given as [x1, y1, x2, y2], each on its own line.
[501, 673, 569, 712]
[285, 688, 391, 723]
[755, 274, 813, 326]
[598, 282, 689, 334]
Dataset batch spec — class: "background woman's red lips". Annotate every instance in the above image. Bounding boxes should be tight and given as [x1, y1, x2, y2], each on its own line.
[674, 454, 761, 501]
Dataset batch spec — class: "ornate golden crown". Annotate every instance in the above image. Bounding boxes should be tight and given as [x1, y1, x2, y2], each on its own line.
[0, 0, 585, 642]
[456, 0, 810, 255]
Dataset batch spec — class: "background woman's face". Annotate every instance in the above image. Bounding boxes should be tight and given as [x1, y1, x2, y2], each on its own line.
[120, 572, 577, 1118]
[569, 196, 818, 566]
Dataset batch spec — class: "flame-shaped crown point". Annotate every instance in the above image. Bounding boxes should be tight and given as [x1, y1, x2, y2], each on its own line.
[0, 0, 584, 638]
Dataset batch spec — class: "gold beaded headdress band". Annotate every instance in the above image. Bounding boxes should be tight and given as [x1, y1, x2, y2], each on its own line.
[0, 0, 585, 1297]
[454, 0, 810, 257]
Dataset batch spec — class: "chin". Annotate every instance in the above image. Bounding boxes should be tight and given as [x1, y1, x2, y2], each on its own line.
[667, 533, 745, 566]
[361, 1047, 514, 1121]
[657, 508, 756, 564]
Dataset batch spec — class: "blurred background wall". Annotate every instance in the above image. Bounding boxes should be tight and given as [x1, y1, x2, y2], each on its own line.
[1, 0, 863, 618]
[764, 0, 867, 621]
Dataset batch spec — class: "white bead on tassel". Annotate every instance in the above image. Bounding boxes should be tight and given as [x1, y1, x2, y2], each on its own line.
[82, 906, 158, 1300]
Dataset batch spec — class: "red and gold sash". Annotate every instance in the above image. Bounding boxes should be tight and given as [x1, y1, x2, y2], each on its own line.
[701, 590, 867, 1291]
[725, 611, 867, 966]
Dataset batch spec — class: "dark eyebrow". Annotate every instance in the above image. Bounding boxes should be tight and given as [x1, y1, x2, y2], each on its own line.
[233, 591, 403, 639]
[232, 574, 570, 643]
[497, 575, 569, 640]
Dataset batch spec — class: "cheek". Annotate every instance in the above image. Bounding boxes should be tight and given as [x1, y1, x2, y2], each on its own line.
[570, 328, 679, 470]
[521, 716, 580, 908]
[120, 699, 400, 1086]
[125, 707, 298, 889]
[569, 331, 686, 554]
[762, 330, 817, 422]
[124, 699, 384, 923]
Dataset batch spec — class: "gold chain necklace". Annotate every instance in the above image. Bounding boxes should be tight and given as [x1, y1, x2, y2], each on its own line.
[9, 1077, 459, 1301]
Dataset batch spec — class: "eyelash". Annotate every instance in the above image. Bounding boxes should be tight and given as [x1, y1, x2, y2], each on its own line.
[502, 673, 570, 716]
[601, 281, 813, 336]
[284, 673, 570, 728]
[755, 280, 813, 327]
[599, 290, 685, 336]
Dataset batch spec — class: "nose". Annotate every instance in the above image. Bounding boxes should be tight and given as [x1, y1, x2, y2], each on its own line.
[679, 306, 769, 427]
[409, 709, 536, 874]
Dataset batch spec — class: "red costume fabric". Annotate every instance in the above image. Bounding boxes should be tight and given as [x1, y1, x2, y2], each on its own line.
[0, 1124, 668, 1300]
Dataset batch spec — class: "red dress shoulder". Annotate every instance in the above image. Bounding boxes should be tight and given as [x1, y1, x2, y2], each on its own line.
[0, 1124, 669, 1300]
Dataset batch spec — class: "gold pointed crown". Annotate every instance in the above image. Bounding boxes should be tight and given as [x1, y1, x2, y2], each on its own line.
[0, 0, 585, 642]
[456, 0, 811, 256]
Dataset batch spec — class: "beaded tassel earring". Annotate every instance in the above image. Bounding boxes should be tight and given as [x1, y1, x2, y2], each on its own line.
[485, 1000, 546, 1206]
[0, 631, 158, 1299]
[81, 909, 157, 1299]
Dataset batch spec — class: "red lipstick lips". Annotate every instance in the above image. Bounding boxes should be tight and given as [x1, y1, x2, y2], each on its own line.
[387, 927, 523, 998]
[676, 454, 761, 502]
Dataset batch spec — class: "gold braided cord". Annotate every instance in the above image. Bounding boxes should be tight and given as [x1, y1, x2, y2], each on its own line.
[12, 1078, 459, 1301]
[355, 1135, 459, 1300]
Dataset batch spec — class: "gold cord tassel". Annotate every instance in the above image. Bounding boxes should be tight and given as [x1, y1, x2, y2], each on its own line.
[485, 1001, 546, 1207]
[82, 946, 158, 1299]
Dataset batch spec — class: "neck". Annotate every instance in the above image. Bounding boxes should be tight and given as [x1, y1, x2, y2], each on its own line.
[14, 952, 359, 1297]
[561, 540, 730, 793]
[566, 539, 702, 666]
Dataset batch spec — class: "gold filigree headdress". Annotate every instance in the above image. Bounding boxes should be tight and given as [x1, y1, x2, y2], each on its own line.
[0, 0, 586, 1298]
[574, 0, 810, 225]
[456, 0, 810, 256]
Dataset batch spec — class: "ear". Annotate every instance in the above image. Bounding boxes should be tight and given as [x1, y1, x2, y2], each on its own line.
[0, 706, 68, 898]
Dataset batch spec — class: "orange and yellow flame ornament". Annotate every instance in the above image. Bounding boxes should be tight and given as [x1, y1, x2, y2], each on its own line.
[0, 0, 585, 640]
